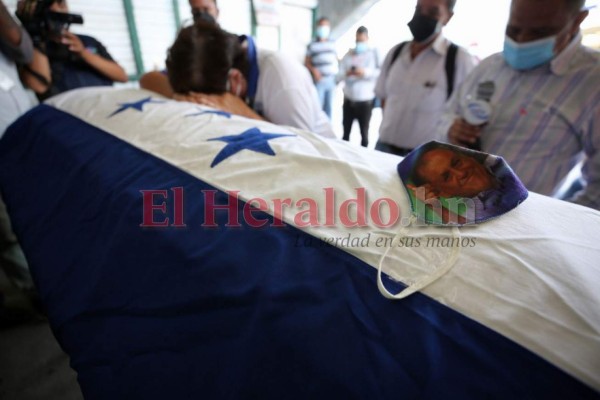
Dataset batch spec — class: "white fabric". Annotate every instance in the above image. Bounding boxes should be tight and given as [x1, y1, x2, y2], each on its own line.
[47, 87, 600, 391]
[374, 34, 476, 148]
[377, 215, 461, 300]
[0, 52, 36, 136]
[254, 50, 335, 139]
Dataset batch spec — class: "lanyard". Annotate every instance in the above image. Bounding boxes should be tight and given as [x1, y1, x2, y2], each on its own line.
[239, 35, 259, 107]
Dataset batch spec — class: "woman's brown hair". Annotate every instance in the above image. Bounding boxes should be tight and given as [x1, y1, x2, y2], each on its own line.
[166, 21, 249, 94]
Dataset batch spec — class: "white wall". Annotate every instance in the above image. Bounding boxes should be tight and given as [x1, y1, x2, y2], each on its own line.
[68, 0, 136, 76]
[132, 0, 177, 71]
[280, 3, 313, 63]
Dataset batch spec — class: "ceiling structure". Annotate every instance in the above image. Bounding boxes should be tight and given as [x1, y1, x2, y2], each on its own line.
[315, 0, 382, 39]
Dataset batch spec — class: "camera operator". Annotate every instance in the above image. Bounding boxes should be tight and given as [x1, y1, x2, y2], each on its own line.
[19, 0, 127, 100]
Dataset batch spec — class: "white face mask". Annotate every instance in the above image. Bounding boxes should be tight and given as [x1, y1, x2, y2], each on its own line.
[377, 215, 461, 300]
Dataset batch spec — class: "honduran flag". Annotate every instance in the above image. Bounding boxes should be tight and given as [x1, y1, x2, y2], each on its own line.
[0, 88, 599, 399]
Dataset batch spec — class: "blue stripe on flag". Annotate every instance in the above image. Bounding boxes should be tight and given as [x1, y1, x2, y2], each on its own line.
[0, 105, 597, 399]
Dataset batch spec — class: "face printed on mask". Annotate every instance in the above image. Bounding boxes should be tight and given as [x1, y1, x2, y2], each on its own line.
[397, 141, 528, 225]
[415, 148, 496, 198]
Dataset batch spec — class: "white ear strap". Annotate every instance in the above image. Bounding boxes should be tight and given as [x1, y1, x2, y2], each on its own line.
[377, 220, 461, 300]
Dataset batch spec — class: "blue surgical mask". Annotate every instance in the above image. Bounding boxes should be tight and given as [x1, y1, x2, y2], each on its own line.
[355, 42, 368, 54]
[503, 35, 556, 71]
[316, 26, 330, 39]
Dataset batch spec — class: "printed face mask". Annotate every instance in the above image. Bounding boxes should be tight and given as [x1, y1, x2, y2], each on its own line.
[407, 13, 441, 43]
[396, 141, 529, 226]
[503, 35, 556, 71]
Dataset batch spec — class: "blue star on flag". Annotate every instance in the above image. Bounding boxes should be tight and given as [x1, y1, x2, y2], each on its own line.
[208, 127, 295, 168]
[186, 109, 232, 119]
[109, 97, 165, 117]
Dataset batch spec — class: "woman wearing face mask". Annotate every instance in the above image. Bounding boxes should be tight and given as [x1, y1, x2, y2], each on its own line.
[166, 22, 335, 138]
[337, 26, 381, 147]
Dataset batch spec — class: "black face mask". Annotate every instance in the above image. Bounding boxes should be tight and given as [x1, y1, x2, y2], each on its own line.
[192, 10, 216, 25]
[407, 13, 440, 43]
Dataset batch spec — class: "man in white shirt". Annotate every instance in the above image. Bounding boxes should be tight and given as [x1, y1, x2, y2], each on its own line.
[338, 26, 380, 147]
[374, 0, 475, 156]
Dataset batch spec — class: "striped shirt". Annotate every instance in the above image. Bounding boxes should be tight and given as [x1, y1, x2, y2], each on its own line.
[437, 34, 600, 210]
[306, 40, 339, 77]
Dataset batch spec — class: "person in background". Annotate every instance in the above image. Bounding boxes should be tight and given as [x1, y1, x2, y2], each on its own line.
[374, 0, 475, 156]
[139, 0, 244, 98]
[0, 0, 38, 134]
[338, 26, 380, 147]
[305, 17, 338, 119]
[20, 0, 127, 99]
[438, 0, 599, 210]
[188, 0, 219, 24]
[0, 0, 41, 323]
[166, 22, 335, 138]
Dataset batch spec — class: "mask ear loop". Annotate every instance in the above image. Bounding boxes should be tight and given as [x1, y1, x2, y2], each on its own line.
[377, 215, 461, 300]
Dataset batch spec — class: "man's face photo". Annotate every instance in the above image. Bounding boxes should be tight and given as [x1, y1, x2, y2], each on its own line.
[416, 148, 496, 197]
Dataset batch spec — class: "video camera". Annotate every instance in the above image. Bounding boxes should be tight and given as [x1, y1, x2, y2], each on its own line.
[17, 0, 83, 47]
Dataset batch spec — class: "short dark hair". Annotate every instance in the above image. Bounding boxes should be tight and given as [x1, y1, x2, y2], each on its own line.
[356, 26, 368, 35]
[166, 22, 248, 94]
[446, 0, 457, 12]
[188, 0, 218, 6]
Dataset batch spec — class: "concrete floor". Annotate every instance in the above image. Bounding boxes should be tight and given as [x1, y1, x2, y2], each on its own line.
[0, 270, 83, 400]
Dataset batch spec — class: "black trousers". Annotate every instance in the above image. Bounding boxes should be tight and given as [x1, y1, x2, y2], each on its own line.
[342, 98, 374, 147]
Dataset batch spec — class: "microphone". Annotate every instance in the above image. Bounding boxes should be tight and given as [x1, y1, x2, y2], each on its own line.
[463, 81, 495, 151]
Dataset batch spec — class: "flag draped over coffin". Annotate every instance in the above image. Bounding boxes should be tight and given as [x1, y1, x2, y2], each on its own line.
[0, 88, 598, 399]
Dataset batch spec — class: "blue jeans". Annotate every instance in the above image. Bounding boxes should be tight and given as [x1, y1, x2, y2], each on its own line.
[315, 75, 336, 119]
